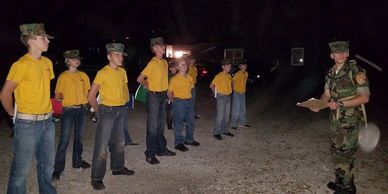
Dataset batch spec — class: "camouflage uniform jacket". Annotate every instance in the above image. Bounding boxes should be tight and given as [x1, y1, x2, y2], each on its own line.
[324, 60, 370, 127]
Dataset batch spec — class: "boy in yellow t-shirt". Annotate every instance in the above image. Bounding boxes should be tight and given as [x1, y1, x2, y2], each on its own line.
[231, 60, 251, 130]
[137, 37, 176, 165]
[167, 57, 200, 152]
[209, 59, 234, 140]
[88, 43, 134, 190]
[52, 50, 91, 181]
[0, 23, 57, 193]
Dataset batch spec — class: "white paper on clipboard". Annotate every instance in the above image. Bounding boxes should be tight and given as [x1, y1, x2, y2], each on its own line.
[90, 95, 101, 112]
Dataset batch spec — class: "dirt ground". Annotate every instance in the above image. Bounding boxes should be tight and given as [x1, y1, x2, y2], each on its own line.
[0, 82, 387, 194]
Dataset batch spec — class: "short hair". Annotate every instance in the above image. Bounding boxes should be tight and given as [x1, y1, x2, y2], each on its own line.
[20, 35, 35, 48]
[175, 57, 188, 66]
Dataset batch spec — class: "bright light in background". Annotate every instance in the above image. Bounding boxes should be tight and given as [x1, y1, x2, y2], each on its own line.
[299, 58, 303, 63]
[175, 51, 184, 58]
[256, 74, 260, 78]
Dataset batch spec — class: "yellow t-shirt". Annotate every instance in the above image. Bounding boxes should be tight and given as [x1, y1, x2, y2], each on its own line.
[188, 65, 198, 84]
[211, 72, 232, 95]
[93, 65, 128, 106]
[55, 71, 90, 107]
[168, 74, 193, 99]
[233, 70, 248, 93]
[141, 57, 168, 92]
[6, 54, 54, 114]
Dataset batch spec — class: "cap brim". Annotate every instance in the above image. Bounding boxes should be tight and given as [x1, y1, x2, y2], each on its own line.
[43, 34, 55, 39]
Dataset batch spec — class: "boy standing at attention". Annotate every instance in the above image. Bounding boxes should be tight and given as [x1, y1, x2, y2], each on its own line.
[167, 58, 200, 152]
[88, 43, 135, 190]
[137, 37, 176, 165]
[209, 59, 234, 140]
[231, 60, 251, 130]
[0, 23, 57, 194]
[52, 50, 91, 181]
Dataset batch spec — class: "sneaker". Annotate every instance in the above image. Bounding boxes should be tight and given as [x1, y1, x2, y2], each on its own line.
[91, 180, 105, 190]
[174, 143, 189, 152]
[195, 115, 200, 119]
[125, 142, 139, 146]
[223, 132, 234, 137]
[231, 126, 237, 130]
[184, 140, 200, 146]
[52, 171, 61, 181]
[239, 124, 251, 128]
[146, 156, 160, 165]
[73, 160, 91, 169]
[157, 149, 176, 156]
[112, 167, 135, 176]
[213, 134, 223, 140]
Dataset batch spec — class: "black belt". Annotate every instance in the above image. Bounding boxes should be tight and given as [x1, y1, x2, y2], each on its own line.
[149, 91, 166, 95]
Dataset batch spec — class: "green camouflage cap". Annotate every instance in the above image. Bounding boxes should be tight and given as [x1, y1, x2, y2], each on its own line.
[106, 43, 128, 56]
[150, 37, 165, 49]
[63, 49, 83, 59]
[19, 23, 54, 39]
[329, 41, 349, 53]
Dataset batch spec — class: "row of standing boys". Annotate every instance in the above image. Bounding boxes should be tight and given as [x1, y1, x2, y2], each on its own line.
[0, 23, 250, 193]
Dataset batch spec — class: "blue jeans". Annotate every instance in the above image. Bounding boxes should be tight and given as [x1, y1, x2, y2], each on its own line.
[123, 105, 134, 144]
[54, 106, 87, 173]
[145, 92, 168, 158]
[231, 92, 247, 127]
[172, 99, 195, 145]
[213, 94, 231, 135]
[7, 116, 56, 194]
[191, 87, 196, 113]
[91, 105, 126, 181]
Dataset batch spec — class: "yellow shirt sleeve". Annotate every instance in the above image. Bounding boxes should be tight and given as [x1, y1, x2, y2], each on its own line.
[6, 61, 28, 83]
[55, 73, 64, 94]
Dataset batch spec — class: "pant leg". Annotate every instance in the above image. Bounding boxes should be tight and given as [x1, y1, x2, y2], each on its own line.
[91, 106, 115, 181]
[222, 95, 231, 134]
[185, 100, 195, 143]
[123, 108, 133, 144]
[191, 87, 197, 115]
[110, 107, 126, 171]
[173, 100, 185, 145]
[35, 117, 57, 194]
[145, 93, 160, 158]
[54, 108, 74, 173]
[239, 93, 247, 125]
[166, 101, 173, 129]
[231, 92, 240, 128]
[214, 95, 226, 135]
[331, 122, 359, 188]
[156, 95, 167, 153]
[7, 119, 40, 194]
[72, 107, 87, 166]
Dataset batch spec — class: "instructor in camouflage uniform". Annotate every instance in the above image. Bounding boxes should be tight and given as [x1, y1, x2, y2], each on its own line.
[310, 41, 370, 194]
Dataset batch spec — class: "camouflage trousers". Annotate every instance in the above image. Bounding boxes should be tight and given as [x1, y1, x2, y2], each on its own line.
[330, 120, 360, 188]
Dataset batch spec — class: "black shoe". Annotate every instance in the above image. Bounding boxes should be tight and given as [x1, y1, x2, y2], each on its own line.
[73, 160, 91, 169]
[52, 171, 61, 181]
[157, 149, 176, 156]
[184, 140, 200, 146]
[175, 143, 189, 152]
[125, 142, 139, 146]
[146, 156, 160, 165]
[195, 115, 200, 119]
[223, 132, 234, 137]
[231, 126, 237, 130]
[112, 167, 135, 176]
[213, 135, 223, 140]
[91, 180, 105, 190]
[239, 124, 251, 128]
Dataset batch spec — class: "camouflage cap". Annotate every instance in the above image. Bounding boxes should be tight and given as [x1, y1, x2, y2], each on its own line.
[221, 58, 233, 66]
[19, 23, 54, 39]
[106, 43, 128, 56]
[237, 59, 247, 65]
[150, 37, 165, 49]
[63, 49, 83, 59]
[329, 41, 349, 53]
